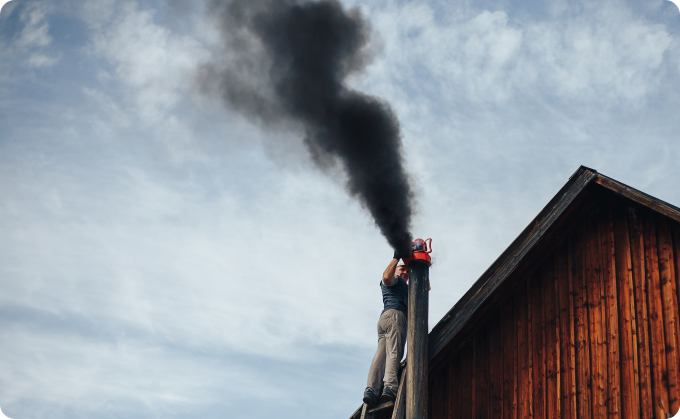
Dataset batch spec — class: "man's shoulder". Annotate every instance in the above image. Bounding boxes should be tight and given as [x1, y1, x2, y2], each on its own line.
[381, 275, 399, 287]
[391, 276, 407, 287]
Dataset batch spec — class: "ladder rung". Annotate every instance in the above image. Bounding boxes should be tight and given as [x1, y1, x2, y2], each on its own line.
[368, 400, 395, 413]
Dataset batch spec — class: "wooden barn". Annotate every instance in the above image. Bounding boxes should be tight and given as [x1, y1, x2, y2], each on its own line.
[350, 166, 680, 419]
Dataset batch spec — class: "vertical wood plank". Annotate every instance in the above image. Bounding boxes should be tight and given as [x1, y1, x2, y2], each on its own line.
[460, 342, 474, 419]
[598, 204, 622, 418]
[428, 376, 433, 419]
[642, 212, 670, 419]
[675, 224, 680, 409]
[447, 353, 460, 419]
[517, 284, 534, 419]
[446, 355, 460, 419]
[541, 256, 560, 419]
[502, 299, 517, 419]
[489, 311, 504, 418]
[475, 325, 490, 419]
[629, 207, 654, 419]
[391, 368, 408, 419]
[515, 295, 520, 419]
[572, 224, 593, 419]
[516, 289, 525, 419]
[675, 224, 680, 414]
[557, 240, 577, 419]
[612, 203, 640, 419]
[657, 219, 680, 415]
[530, 272, 546, 419]
[674, 226, 680, 319]
[585, 212, 608, 419]
[431, 367, 448, 419]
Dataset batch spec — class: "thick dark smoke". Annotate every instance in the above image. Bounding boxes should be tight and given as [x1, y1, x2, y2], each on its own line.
[202, 0, 414, 252]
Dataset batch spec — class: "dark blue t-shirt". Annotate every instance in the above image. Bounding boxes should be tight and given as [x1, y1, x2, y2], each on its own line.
[381, 275, 408, 316]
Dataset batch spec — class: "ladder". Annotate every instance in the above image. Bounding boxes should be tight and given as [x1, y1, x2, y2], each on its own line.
[348, 363, 407, 419]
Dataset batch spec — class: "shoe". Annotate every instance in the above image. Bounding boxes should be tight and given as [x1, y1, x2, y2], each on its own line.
[363, 388, 378, 406]
[379, 386, 397, 403]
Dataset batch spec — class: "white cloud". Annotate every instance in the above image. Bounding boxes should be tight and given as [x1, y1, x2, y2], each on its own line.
[17, 2, 51, 47]
[523, 8, 671, 102]
[82, 87, 133, 131]
[13, 2, 61, 67]
[25, 52, 59, 67]
[0, 327, 264, 415]
[359, 0, 672, 107]
[88, 2, 209, 126]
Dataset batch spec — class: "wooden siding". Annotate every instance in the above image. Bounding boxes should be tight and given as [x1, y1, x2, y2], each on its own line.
[429, 198, 680, 419]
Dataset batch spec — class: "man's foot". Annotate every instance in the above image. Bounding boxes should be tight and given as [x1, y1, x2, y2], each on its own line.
[379, 386, 397, 403]
[363, 388, 378, 407]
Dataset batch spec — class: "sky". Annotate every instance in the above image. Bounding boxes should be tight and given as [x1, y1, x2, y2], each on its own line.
[0, 0, 679, 418]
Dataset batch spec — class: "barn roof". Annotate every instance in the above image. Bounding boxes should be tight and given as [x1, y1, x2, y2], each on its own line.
[427, 165, 680, 368]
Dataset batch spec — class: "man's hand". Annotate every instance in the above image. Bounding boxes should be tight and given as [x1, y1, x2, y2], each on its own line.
[393, 249, 402, 261]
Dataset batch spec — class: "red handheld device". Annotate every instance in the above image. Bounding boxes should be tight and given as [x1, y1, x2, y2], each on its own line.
[401, 238, 432, 268]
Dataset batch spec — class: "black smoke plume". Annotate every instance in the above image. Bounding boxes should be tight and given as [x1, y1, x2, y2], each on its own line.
[202, 0, 414, 252]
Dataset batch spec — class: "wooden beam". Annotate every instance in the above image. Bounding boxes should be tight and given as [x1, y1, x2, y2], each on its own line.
[360, 403, 374, 419]
[407, 260, 429, 419]
[594, 175, 680, 224]
[350, 405, 363, 419]
[391, 368, 407, 419]
[368, 401, 395, 414]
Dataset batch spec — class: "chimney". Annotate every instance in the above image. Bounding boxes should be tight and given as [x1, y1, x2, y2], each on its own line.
[406, 239, 431, 419]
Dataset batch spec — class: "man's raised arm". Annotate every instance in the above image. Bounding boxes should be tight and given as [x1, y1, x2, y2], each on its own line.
[382, 251, 400, 285]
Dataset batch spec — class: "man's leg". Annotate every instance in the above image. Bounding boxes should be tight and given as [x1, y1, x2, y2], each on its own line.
[382, 310, 407, 394]
[366, 317, 387, 394]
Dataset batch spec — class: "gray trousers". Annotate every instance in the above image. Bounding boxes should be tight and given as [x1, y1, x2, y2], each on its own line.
[366, 309, 407, 392]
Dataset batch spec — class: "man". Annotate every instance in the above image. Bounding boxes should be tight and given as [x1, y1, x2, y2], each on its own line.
[363, 250, 409, 406]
